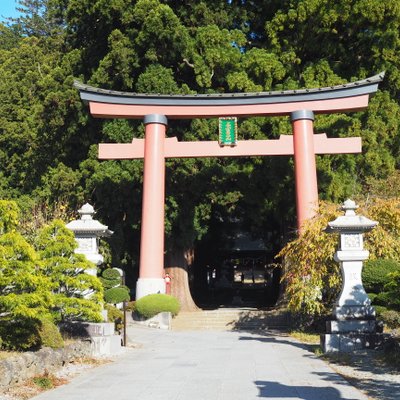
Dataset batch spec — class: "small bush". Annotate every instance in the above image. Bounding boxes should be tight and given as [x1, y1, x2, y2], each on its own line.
[135, 294, 180, 319]
[102, 268, 121, 280]
[104, 304, 123, 332]
[100, 268, 122, 291]
[104, 287, 130, 304]
[362, 259, 400, 293]
[374, 291, 393, 306]
[0, 317, 64, 350]
[38, 318, 64, 349]
[0, 318, 41, 350]
[380, 310, 400, 329]
[374, 305, 389, 316]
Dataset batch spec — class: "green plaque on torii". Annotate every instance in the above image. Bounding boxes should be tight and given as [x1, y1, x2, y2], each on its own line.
[219, 117, 237, 146]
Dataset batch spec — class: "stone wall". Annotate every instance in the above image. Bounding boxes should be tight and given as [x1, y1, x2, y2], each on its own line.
[0, 341, 92, 391]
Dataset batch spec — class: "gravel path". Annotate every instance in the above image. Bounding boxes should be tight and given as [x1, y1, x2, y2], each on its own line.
[325, 350, 400, 400]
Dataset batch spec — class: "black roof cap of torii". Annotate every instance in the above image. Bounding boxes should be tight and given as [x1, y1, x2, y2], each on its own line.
[74, 72, 385, 107]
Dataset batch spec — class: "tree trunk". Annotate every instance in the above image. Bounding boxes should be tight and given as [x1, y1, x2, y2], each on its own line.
[165, 248, 199, 311]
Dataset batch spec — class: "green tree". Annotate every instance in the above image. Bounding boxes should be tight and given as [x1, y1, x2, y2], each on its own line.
[36, 219, 104, 322]
[0, 232, 52, 319]
[0, 200, 53, 350]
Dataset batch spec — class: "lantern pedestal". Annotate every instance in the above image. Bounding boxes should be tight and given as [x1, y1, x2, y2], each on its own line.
[136, 278, 166, 299]
[321, 200, 387, 352]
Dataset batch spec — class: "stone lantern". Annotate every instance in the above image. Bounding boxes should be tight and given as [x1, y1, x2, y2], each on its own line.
[66, 203, 113, 275]
[64, 204, 123, 356]
[321, 199, 385, 352]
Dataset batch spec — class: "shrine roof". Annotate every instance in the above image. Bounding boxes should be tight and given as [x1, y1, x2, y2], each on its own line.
[74, 72, 384, 107]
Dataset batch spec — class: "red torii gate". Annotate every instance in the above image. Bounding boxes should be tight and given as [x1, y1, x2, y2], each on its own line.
[75, 72, 383, 299]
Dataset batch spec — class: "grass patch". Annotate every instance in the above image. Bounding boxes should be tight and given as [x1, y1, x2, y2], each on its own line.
[32, 376, 54, 389]
[31, 371, 68, 390]
[289, 331, 320, 344]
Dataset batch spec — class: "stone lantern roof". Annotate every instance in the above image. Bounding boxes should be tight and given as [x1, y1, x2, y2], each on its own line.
[66, 203, 113, 237]
[326, 199, 378, 233]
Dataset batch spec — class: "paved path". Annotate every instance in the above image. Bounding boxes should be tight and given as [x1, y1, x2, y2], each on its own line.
[31, 326, 369, 400]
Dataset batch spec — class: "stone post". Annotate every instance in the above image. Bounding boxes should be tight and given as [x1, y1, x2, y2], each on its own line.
[321, 199, 386, 352]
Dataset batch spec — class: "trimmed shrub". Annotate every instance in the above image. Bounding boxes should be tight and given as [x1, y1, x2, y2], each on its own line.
[362, 259, 400, 293]
[102, 268, 121, 281]
[38, 318, 64, 349]
[101, 268, 130, 306]
[135, 294, 180, 319]
[104, 287, 130, 304]
[100, 268, 121, 291]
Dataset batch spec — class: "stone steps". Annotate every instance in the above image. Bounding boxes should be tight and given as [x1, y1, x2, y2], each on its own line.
[171, 308, 291, 331]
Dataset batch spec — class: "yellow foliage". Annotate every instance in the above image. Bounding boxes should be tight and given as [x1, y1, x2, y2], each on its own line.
[277, 198, 400, 315]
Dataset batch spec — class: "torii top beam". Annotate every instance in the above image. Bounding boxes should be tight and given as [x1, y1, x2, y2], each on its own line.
[74, 73, 384, 119]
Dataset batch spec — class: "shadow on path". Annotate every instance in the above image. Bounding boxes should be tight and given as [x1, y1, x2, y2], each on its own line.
[239, 333, 319, 353]
[255, 380, 360, 399]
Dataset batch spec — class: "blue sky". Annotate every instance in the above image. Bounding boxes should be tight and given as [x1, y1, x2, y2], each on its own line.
[0, 0, 21, 22]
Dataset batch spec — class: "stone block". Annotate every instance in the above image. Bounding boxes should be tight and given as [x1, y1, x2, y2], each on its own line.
[83, 322, 115, 337]
[321, 333, 389, 352]
[90, 335, 123, 356]
[59, 321, 115, 338]
[326, 319, 376, 333]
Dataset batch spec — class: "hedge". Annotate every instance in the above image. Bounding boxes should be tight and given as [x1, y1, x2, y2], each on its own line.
[362, 259, 400, 293]
[135, 294, 180, 319]
[104, 287, 130, 304]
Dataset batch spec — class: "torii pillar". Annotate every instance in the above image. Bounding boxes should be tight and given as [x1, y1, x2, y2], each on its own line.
[291, 110, 319, 229]
[74, 72, 384, 299]
[136, 115, 168, 298]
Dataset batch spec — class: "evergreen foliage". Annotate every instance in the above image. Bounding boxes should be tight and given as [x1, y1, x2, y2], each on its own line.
[100, 267, 130, 304]
[104, 287, 130, 304]
[35, 219, 104, 322]
[0, 200, 52, 322]
[36, 316, 64, 349]
[0, 318, 42, 350]
[375, 271, 400, 311]
[135, 294, 180, 319]
[362, 259, 400, 293]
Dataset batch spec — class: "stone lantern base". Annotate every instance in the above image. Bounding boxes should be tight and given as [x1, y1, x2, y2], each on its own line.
[321, 319, 388, 352]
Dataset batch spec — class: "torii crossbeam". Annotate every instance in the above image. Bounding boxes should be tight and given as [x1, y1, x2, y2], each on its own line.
[75, 72, 384, 299]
